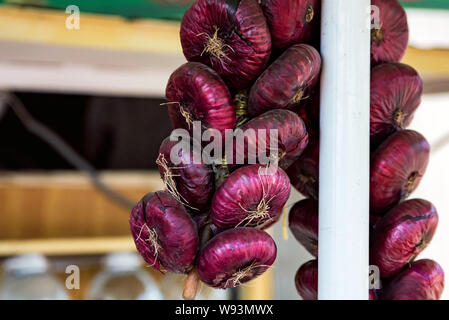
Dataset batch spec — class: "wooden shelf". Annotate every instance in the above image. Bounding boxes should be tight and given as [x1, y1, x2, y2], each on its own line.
[0, 6, 182, 54]
[0, 236, 135, 257]
[0, 171, 164, 240]
[403, 47, 449, 77]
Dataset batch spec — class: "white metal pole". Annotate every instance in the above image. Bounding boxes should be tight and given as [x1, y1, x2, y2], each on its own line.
[318, 0, 371, 300]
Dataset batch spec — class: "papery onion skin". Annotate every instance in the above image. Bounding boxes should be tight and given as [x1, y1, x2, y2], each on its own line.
[248, 44, 321, 117]
[197, 228, 277, 288]
[260, 0, 320, 50]
[211, 164, 291, 229]
[371, 0, 409, 65]
[295, 260, 377, 300]
[180, 0, 272, 91]
[370, 130, 430, 215]
[232, 109, 309, 170]
[158, 137, 214, 212]
[371, 199, 438, 279]
[289, 199, 318, 257]
[370, 63, 423, 148]
[166, 62, 236, 137]
[382, 259, 444, 300]
[129, 191, 199, 274]
[286, 136, 319, 200]
[295, 259, 317, 300]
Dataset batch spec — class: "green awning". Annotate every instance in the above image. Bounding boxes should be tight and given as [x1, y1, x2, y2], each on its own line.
[0, 0, 194, 20]
[401, 0, 449, 10]
[0, 0, 448, 21]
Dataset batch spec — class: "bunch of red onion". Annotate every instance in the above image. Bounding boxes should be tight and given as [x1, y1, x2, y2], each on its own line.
[288, 0, 444, 300]
[129, 0, 330, 300]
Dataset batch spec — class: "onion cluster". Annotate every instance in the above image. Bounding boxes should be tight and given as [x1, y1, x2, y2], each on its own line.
[130, 0, 324, 299]
[129, 0, 443, 301]
[288, 0, 444, 300]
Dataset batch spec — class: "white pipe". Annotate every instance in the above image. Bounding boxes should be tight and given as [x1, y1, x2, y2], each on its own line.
[318, 0, 371, 300]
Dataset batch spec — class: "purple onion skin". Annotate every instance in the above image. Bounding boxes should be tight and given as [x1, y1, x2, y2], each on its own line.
[371, 63, 423, 148]
[248, 44, 321, 117]
[232, 109, 309, 170]
[158, 137, 214, 212]
[371, 199, 438, 279]
[260, 0, 320, 50]
[382, 259, 444, 300]
[180, 0, 271, 91]
[211, 164, 291, 229]
[370, 130, 430, 215]
[166, 62, 236, 137]
[289, 199, 318, 257]
[286, 136, 319, 200]
[371, 0, 409, 65]
[295, 259, 317, 300]
[197, 228, 277, 289]
[129, 191, 199, 274]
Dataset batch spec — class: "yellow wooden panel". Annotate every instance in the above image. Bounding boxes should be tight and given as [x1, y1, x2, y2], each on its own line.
[0, 236, 135, 256]
[0, 171, 164, 239]
[403, 46, 449, 76]
[0, 6, 181, 54]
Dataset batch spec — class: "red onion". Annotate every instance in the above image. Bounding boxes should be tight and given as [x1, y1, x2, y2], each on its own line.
[197, 228, 277, 288]
[260, 0, 320, 50]
[295, 260, 377, 300]
[232, 109, 309, 170]
[129, 191, 199, 274]
[286, 136, 319, 200]
[370, 130, 430, 215]
[248, 44, 321, 117]
[211, 164, 291, 229]
[166, 62, 236, 137]
[371, 0, 408, 65]
[295, 259, 317, 300]
[371, 63, 423, 148]
[382, 259, 444, 300]
[371, 199, 438, 278]
[157, 137, 214, 212]
[289, 199, 318, 257]
[180, 0, 272, 91]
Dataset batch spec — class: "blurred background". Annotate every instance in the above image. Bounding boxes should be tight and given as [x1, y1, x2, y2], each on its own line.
[0, 0, 448, 300]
